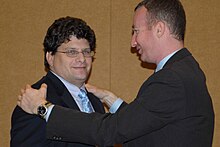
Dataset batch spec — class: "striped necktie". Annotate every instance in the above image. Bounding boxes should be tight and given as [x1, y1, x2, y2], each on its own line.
[78, 89, 93, 113]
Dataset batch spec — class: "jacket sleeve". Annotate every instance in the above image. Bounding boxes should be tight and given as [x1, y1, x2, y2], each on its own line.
[46, 70, 185, 146]
[10, 106, 48, 147]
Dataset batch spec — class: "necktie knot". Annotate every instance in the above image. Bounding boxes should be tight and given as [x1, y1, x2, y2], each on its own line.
[79, 89, 87, 97]
[78, 89, 93, 113]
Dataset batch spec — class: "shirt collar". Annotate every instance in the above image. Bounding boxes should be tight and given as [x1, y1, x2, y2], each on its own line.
[155, 50, 179, 72]
[50, 71, 86, 94]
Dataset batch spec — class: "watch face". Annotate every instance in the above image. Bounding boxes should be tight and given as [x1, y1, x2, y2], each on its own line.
[37, 106, 47, 116]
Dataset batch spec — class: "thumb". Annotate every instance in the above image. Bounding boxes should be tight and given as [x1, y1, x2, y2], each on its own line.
[40, 83, 47, 98]
[41, 83, 47, 89]
[85, 83, 96, 93]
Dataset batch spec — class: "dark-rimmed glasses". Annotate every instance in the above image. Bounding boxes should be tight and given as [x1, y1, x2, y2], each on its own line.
[56, 50, 95, 58]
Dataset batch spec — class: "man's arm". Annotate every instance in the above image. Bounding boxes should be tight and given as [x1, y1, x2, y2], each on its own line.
[11, 83, 52, 147]
[45, 71, 184, 146]
[18, 71, 183, 146]
[18, 83, 122, 115]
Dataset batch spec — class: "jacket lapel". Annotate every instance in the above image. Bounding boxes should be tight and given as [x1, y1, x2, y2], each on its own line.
[46, 71, 104, 113]
[87, 91, 105, 113]
[46, 71, 80, 110]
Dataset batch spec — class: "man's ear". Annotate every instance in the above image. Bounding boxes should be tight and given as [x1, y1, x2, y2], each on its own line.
[155, 21, 165, 38]
[46, 52, 54, 67]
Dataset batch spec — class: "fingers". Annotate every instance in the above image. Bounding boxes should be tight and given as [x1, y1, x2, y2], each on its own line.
[18, 87, 25, 107]
[18, 95, 22, 101]
[85, 84, 107, 99]
[21, 88, 25, 95]
[17, 95, 22, 106]
[85, 83, 96, 93]
[20, 84, 31, 95]
[17, 100, 20, 106]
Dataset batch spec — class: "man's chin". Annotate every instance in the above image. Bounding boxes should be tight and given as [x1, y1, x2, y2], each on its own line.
[75, 76, 88, 82]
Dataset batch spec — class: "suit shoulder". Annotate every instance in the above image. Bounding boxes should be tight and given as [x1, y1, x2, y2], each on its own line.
[31, 75, 47, 89]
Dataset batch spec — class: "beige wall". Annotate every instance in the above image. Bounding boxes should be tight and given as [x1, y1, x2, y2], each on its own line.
[0, 0, 219, 146]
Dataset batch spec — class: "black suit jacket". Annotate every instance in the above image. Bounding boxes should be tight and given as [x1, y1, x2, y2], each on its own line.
[46, 48, 214, 147]
[11, 71, 105, 147]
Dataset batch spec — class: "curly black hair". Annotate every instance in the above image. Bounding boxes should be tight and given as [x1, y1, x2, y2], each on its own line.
[43, 16, 96, 69]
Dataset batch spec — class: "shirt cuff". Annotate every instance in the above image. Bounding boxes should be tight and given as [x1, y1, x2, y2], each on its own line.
[45, 104, 55, 122]
[109, 98, 123, 113]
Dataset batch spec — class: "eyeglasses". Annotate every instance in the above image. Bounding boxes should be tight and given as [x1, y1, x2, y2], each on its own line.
[56, 49, 95, 58]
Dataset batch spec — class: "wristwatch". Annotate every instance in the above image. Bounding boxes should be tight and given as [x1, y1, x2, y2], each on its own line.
[37, 101, 52, 119]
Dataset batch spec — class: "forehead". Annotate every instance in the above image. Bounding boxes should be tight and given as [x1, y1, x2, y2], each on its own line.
[133, 6, 148, 28]
[60, 36, 89, 48]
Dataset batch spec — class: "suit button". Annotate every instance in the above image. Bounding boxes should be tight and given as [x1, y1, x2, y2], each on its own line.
[52, 136, 59, 140]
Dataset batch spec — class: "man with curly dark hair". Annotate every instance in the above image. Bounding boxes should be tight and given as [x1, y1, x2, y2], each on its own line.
[11, 16, 105, 147]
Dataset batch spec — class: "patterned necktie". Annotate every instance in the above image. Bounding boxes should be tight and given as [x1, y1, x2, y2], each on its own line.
[78, 89, 93, 113]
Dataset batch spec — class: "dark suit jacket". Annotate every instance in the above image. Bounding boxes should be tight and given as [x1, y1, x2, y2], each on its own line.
[46, 48, 214, 147]
[11, 71, 105, 147]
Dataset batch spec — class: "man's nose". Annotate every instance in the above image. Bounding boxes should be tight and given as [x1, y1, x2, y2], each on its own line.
[76, 52, 86, 62]
[131, 35, 137, 47]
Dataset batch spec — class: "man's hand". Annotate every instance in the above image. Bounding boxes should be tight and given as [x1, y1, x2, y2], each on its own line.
[17, 83, 48, 114]
[86, 84, 118, 107]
